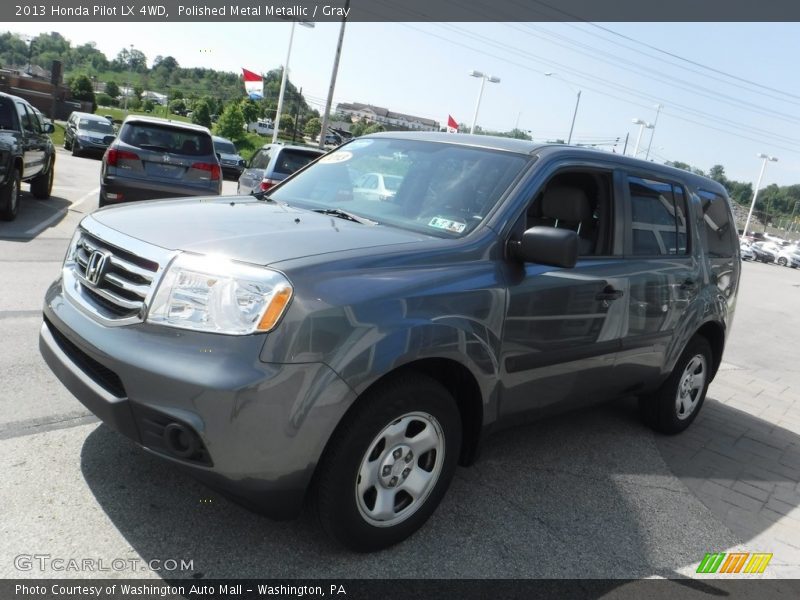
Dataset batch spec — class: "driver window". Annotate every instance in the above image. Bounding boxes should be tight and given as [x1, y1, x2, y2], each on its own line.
[524, 170, 614, 256]
[15, 103, 36, 133]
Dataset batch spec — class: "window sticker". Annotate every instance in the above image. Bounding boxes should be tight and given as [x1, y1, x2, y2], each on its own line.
[428, 217, 466, 233]
[319, 151, 353, 164]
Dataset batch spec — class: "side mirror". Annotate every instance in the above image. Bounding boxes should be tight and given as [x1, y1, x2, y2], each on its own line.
[43, 122, 55, 134]
[509, 226, 578, 268]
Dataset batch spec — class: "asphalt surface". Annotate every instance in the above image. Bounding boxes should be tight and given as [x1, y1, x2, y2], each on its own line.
[0, 150, 797, 582]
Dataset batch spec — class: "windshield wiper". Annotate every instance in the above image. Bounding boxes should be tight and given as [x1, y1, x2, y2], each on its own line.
[313, 208, 377, 225]
[251, 189, 273, 201]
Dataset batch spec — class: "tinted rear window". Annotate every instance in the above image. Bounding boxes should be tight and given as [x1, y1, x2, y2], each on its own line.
[121, 123, 213, 156]
[273, 149, 323, 175]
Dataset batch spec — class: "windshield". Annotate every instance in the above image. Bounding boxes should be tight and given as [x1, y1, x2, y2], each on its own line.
[79, 118, 114, 134]
[268, 138, 530, 238]
[214, 140, 237, 154]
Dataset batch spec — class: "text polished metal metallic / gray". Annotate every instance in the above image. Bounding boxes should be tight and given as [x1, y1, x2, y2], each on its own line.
[63, 218, 175, 326]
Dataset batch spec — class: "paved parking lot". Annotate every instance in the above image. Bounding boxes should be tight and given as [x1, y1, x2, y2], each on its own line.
[0, 149, 798, 581]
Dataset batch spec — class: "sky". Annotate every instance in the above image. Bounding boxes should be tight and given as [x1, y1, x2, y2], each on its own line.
[8, 21, 800, 188]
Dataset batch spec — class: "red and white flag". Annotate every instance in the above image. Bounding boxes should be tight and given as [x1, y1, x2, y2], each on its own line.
[242, 68, 264, 100]
[447, 115, 459, 133]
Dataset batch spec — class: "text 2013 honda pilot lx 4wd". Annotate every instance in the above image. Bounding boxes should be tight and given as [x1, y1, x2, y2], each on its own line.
[40, 133, 740, 551]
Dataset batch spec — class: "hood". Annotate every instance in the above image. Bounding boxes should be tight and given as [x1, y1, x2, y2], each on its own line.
[90, 196, 429, 266]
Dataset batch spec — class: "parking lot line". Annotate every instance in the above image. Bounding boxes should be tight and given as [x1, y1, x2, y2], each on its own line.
[24, 186, 99, 236]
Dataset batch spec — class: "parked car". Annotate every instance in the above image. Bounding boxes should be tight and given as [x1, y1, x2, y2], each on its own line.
[750, 241, 778, 263]
[352, 171, 403, 201]
[236, 143, 324, 195]
[739, 242, 755, 261]
[0, 91, 56, 221]
[777, 245, 800, 268]
[41, 134, 740, 552]
[64, 111, 116, 157]
[212, 135, 246, 179]
[99, 116, 221, 207]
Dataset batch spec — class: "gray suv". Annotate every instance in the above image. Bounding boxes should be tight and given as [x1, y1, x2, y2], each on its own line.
[99, 116, 221, 207]
[40, 133, 740, 552]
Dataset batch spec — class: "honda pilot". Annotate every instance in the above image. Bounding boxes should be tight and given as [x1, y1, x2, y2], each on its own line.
[40, 133, 740, 552]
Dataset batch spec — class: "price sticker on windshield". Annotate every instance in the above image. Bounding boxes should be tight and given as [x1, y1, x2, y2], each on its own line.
[319, 151, 353, 164]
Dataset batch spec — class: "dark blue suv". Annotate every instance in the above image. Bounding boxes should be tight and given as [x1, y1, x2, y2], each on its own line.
[40, 133, 740, 551]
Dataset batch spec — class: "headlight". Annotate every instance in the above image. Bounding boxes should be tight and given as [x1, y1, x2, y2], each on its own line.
[77, 135, 91, 141]
[147, 254, 293, 335]
[63, 228, 81, 266]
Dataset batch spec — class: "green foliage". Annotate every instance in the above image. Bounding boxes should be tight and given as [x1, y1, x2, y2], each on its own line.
[95, 93, 115, 107]
[240, 99, 260, 124]
[169, 99, 186, 115]
[279, 113, 295, 135]
[69, 74, 96, 111]
[214, 102, 246, 141]
[304, 117, 322, 138]
[104, 80, 120, 98]
[363, 124, 385, 135]
[142, 99, 154, 113]
[191, 99, 212, 128]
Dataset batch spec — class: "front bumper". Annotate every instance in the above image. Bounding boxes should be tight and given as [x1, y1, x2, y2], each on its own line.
[40, 278, 356, 518]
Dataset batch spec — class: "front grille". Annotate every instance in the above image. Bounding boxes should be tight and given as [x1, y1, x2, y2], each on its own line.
[45, 317, 126, 398]
[71, 231, 160, 320]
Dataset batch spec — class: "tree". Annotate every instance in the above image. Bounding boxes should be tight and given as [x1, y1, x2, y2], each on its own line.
[191, 99, 212, 128]
[69, 74, 96, 112]
[279, 113, 294, 136]
[304, 117, 322, 138]
[104, 81, 120, 99]
[363, 123, 385, 135]
[169, 99, 187, 115]
[214, 103, 246, 141]
[240, 99, 260, 124]
[708, 164, 726, 184]
[142, 99, 155, 113]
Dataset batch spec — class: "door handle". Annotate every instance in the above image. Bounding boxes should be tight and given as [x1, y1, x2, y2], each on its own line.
[595, 286, 624, 301]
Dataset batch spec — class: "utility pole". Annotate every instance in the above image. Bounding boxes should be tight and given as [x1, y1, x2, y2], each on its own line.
[292, 87, 302, 144]
[319, 0, 349, 149]
[645, 103, 663, 160]
[622, 132, 629, 155]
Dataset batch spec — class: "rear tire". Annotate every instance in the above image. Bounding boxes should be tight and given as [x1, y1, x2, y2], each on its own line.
[0, 169, 21, 221]
[639, 336, 712, 435]
[313, 373, 461, 552]
[30, 157, 54, 199]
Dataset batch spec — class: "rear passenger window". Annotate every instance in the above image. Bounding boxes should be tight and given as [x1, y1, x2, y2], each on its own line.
[698, 189, 736, 258]
[628, 177, 689, 256]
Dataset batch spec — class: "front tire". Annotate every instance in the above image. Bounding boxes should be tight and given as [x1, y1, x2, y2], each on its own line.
[639, 336, 712, 435]
[313, 373, 462, 552]
[778, 257, 787, 267]
[0, 169, 21, 221]
[30, 157, 54, 199]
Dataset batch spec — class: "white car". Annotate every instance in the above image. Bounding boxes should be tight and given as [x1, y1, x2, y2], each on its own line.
[353, 172, 403, 201]
[740, 242, 755, 261]
[777, 246, 800, 268]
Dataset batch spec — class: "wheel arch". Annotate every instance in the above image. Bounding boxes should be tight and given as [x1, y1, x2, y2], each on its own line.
[695, 320, 725, 381]
[320, 357, 485, 471]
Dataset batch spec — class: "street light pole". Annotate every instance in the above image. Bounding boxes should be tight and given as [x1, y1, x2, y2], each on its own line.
[123, 44, 133, 114]
[273, 21, 314, 143]
[318, 0, 348, 150]
[743, 153, 778, 239]
[644, 103, 663, 160]
[469, 70, 500, 134]
[544, 73, 581, 145]
[631, 118, 653, 157]
[568, 90, 581, 145]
